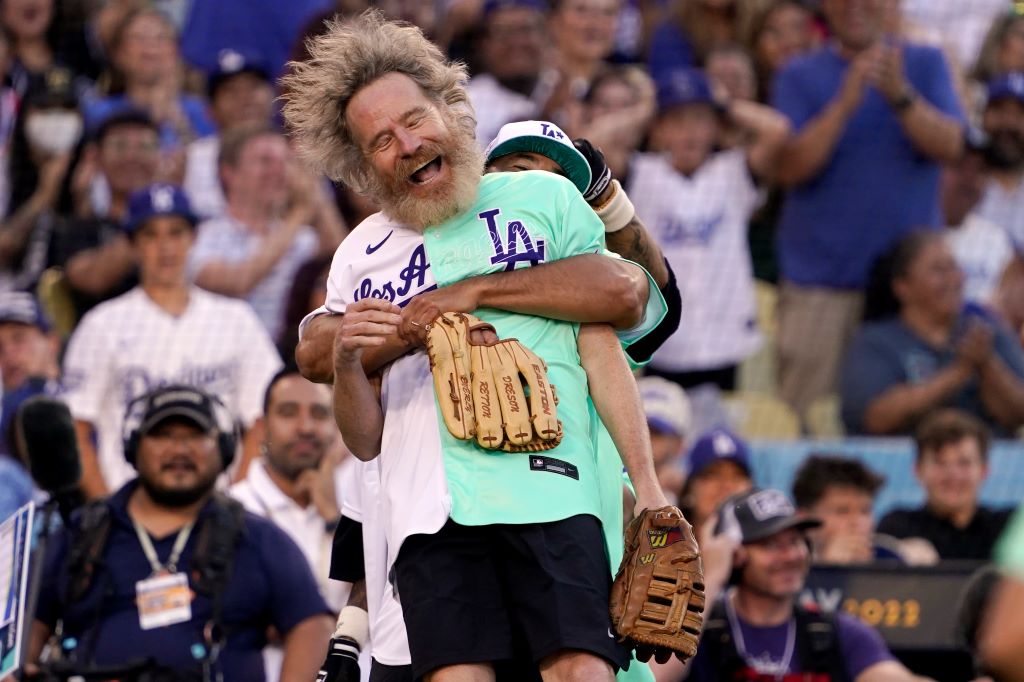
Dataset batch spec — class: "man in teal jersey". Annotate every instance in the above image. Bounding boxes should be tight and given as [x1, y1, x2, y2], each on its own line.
[282, 12, 693, 682]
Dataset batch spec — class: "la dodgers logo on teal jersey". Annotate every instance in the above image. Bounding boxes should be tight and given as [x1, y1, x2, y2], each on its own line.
[479, 208, 546, 271]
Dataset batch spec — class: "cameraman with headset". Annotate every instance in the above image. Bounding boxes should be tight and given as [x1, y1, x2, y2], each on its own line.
[22, 385, 333, 681]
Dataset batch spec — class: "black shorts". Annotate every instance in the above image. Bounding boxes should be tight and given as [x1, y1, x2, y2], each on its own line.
[393, 514, 629, 680]
[369, 660, 413, 682]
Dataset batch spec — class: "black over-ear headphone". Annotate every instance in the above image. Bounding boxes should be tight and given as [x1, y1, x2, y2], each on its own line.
[122, 384, 239, 470]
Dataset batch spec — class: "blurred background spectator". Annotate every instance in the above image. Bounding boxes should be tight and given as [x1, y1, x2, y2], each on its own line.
[878, 409, 1012, 562]
[771, 0, 964, 420]
[841, 231, 1024, 436]
[179, 0, 338, 80]
[1, 67, 79, 291]
[467, 0, 547, 146]
[679, 427, 754, 540]
[977, 72, 1024, 251]
[183, 48, 276, 219]
[62, 183, 281, 498]
[189, 125, 342, 338]
[792, 454, 917, 565]
[942, 135, 1014, 307]
[634, 67, 787, 391]
[739, 0, 819, 103]
[540, 0, 620, 129]
[648, 0, 739, 79]
[84, 6, 212, 152]
[0, 290, 58, 457]
[50, 110, 158, 317]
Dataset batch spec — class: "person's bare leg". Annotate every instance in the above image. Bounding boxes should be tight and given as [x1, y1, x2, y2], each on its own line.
[425, 663, 496, 682]
[539, 650, 615, 682]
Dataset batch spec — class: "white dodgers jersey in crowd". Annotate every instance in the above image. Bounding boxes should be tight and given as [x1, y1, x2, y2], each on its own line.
[629, 149, 762, 371]
[62, 287, 283, 490]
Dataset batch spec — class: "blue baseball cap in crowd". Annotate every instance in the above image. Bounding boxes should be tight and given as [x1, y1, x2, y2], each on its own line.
[656, 68, 715, 113]
[124, 184, 198, 234]
[0, 291, 51, 332]
[482, 0, 546, 17]
[687, 427, 752, 478]
[987, 72, 1024, 106]
[485, 120, 592, 194]
[207, 48, 271, 97]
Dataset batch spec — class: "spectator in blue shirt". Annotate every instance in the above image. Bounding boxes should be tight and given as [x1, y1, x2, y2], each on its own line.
[83, 7, 214, 151]
[770, 0, 965, 419]
[841, 230, 1024, 436]
[26, 385, 333, 681]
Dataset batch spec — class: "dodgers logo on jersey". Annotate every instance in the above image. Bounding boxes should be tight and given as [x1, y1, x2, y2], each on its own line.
[478, 208, 546, 271]
[352, 243, 434, 306]
[657, 211, 724, 246]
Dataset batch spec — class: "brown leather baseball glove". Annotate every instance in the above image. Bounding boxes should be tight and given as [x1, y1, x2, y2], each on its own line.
[610, 505, 706, 663]
[425, 311, 561, 452]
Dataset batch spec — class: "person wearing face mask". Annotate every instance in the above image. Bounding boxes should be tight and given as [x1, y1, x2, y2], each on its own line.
[0, 66, 82, 291]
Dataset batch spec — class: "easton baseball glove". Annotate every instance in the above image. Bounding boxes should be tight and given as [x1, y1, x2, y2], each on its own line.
[425, 312, 562, 452]
[610, 506, 706, 663]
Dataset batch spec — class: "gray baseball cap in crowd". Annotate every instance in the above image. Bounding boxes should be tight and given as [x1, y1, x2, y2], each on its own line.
[717, 488, 821, 545]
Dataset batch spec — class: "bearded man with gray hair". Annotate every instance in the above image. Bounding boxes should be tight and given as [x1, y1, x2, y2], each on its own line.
[281, 10, 699, 682]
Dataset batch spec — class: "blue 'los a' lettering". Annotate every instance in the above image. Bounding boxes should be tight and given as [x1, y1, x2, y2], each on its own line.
[354, 243, 431, 303]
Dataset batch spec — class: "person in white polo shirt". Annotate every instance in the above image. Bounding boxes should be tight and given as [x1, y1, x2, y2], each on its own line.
[230, 368, 352, 680]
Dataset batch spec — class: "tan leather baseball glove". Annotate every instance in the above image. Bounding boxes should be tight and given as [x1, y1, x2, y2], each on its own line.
[610, 506, 706, 663]
[425, 311, 561, 452]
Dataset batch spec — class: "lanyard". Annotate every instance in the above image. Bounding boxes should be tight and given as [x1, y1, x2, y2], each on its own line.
[725, 588, 796, 680]
[132, 517, 195, 575]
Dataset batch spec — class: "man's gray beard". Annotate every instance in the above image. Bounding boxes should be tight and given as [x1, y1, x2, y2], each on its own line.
[366, 125, 485, 229]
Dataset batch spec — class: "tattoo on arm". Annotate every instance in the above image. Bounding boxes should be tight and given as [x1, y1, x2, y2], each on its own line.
[606, 218, 670, 288]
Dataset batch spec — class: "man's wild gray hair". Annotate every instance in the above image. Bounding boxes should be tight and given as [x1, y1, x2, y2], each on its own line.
[280, 10, 474, 191]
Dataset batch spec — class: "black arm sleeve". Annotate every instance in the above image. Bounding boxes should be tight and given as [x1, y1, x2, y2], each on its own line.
[328, 515, 365, 582]
[625, 258, 681, 365]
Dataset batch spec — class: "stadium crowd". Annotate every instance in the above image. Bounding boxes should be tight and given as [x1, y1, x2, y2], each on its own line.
[0, 0, 1023, 681]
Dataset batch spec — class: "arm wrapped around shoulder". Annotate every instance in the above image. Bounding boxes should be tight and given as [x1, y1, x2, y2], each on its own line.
[425, 312, 562, 452]
[610, 505, 706, 663]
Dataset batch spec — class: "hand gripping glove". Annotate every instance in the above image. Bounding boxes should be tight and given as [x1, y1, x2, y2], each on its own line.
[610, 506, 706, 663]
[425, 312, 562, 452]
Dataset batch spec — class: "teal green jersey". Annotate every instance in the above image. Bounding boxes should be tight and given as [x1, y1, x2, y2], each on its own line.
[997, 505, 1024, 578]
[425, 171, 607, 525]
[425, 170, 658, 681]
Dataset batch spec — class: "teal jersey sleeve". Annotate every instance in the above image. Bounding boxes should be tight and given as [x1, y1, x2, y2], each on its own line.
[598, 251, 668, 367]
[551, 180, 668, 366]
[997, 505, 1024, 578]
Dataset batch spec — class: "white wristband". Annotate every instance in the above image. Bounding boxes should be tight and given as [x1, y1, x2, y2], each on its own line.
[594, 180, 635, 233]
[334, 605, 370, 649]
